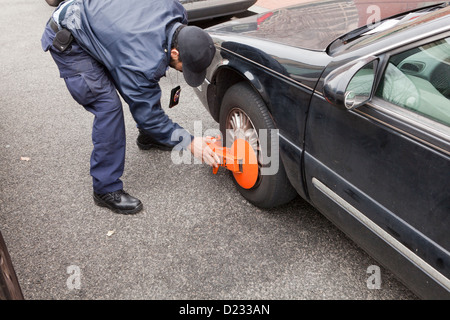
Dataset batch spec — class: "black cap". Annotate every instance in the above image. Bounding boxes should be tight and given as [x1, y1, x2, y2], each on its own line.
[177, 26, 216, 87]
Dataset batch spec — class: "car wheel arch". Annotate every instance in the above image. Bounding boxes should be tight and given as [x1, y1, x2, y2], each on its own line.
[208, 65, 272, 122]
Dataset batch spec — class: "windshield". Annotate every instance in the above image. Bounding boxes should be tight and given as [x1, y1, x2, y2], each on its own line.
[328, 3, 448, 53]
[209, 0, 446, 51]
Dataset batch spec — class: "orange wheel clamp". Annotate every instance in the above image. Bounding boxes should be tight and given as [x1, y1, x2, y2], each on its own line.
[206, 136, 258, 189]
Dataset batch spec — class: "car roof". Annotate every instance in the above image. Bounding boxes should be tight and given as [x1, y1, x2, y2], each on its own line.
[208, 0, 448, 51]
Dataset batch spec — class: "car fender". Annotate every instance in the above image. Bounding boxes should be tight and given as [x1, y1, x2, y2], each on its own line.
[206, 56, 272, 123]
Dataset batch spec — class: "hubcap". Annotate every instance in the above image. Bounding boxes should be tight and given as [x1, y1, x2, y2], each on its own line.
[225, 107, 262, 170]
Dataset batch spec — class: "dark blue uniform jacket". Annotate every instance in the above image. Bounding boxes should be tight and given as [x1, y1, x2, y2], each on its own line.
[64, 0, 192, 147]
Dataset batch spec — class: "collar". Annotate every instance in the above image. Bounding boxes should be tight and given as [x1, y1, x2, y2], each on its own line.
[166, 22, 183, 61]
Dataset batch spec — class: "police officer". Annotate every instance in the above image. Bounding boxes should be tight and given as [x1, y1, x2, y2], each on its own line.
[42, 0, 220, 214]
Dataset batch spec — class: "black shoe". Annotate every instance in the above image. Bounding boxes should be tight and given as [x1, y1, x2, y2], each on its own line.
[93, 190, 143, 215]
[136, 129, 173, 151]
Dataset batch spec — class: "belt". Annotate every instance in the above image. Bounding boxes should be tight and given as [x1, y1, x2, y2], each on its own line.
[49, 18, 59, 33]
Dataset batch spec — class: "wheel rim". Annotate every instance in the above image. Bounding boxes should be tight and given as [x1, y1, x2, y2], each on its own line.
[225, 108, 262, 186]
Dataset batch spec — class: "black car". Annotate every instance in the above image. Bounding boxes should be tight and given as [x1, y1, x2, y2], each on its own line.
[0, 231, 23, 300]
[45, 0, 258, 22]
[193, 0, 450, 299]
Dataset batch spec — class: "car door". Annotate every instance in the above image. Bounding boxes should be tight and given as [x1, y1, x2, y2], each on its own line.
[303, 34, 450, 299]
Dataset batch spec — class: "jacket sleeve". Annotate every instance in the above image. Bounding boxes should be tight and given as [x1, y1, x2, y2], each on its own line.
[112, 66, 193, 150]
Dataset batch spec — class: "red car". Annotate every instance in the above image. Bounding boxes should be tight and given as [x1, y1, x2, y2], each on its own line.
[353, 0, 446, 23]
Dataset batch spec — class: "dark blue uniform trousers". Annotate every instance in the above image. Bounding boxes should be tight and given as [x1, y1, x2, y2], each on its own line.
[42, 23, 124, 194]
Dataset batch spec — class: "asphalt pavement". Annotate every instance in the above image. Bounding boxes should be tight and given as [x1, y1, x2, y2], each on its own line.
[0, 0, 417, 301]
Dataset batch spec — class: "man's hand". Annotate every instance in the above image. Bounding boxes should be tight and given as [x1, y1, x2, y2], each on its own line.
[189, 136, 220, 167]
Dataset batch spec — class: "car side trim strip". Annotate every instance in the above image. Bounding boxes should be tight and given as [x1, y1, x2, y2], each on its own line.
[312, 177, 450, 292]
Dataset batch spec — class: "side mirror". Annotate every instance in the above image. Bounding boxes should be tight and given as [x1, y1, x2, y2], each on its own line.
[323, 56, 378, 110]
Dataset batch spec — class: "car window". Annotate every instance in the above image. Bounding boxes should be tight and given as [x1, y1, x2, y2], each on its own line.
[375, 37, 450, 126]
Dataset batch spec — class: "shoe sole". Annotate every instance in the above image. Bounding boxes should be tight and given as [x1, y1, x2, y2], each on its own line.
[136, 140, 173, 151]
[93, 195, 143, 215]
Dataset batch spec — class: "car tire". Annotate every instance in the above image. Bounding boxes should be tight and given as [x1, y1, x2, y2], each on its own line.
[219, 82, 297, 208]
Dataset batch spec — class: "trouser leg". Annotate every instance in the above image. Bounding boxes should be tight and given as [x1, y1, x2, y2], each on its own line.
[61, 64, 126, 194]
[82, 79, 125, 194]
[43, 24, 125, 194]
